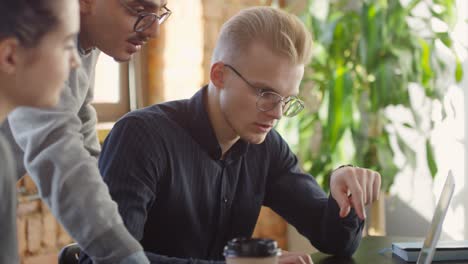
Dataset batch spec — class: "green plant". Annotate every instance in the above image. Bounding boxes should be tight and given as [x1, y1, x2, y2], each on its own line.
[282, 0, 463, 192]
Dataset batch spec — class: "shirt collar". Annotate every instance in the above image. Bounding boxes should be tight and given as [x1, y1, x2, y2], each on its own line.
[187, 86, 249, 161]
[76, 35, 95, 56]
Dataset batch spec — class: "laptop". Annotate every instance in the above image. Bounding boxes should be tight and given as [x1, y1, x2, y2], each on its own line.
[392, 170, 455, 263]
[415, 170, 455, 263]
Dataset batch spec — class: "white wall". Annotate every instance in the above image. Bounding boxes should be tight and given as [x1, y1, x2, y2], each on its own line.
[163, 0, 204, 101]
[385, 0, 468, 240]
[287, 1, 468, 249]
[460, 0, 468, 240]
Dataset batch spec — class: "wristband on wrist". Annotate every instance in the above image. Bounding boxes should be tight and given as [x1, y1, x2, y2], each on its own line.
[336, 164, 355, 170]
[332, 164, 355, 175]
[331, 164, 355, 197]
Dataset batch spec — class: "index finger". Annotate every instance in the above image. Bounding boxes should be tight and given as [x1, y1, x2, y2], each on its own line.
[347, 174, 366, 220]
[373, 171, 382, 201]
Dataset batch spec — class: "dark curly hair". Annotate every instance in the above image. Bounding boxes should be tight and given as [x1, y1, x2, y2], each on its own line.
[0, 0, 58, 47]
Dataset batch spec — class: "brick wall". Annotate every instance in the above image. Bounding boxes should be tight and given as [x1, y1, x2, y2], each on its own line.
[201, 0, 269, 84]
[16, 176, 73, 264]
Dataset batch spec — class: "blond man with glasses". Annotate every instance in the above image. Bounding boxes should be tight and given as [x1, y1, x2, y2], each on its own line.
[92, 6, 382, 264]
[1, 0, 170, 263]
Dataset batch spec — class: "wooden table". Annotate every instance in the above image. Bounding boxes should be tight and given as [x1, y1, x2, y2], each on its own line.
[311, 236, 468, 264]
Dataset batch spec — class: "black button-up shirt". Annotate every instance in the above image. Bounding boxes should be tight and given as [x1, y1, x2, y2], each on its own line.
[88, 87, 363, 263]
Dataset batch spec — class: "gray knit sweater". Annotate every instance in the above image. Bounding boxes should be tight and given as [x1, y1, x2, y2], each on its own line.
[0, 132, 19, 263]
[0, 44, 148, 264]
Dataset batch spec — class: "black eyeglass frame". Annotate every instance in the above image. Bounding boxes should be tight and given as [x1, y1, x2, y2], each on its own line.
[120, 0, 172, 33]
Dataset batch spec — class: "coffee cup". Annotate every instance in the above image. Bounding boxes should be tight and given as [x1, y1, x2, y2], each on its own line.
[223, 237, 281, 264]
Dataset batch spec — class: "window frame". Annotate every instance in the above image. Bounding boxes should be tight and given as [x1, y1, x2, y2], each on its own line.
[92, 63, 130, 122]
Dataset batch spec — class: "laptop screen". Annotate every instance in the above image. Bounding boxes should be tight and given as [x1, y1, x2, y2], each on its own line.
[416, 170, 455, 264]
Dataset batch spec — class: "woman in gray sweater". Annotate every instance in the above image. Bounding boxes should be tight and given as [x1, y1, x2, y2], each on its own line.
[0, 0, 80, 262]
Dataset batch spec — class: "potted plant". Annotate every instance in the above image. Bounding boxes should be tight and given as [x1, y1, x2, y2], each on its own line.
[279, 0, 461, 191]
[275, 0, 462, 235]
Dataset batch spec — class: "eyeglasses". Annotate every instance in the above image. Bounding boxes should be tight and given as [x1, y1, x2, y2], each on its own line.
[120, 0, 172, 33]
[224, 64, 304, 117]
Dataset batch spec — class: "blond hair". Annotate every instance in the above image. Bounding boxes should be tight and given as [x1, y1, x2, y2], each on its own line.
[212, 6, 313, 66]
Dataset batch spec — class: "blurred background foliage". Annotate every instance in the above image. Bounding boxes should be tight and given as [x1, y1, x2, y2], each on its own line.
[278, 0, 463, 192]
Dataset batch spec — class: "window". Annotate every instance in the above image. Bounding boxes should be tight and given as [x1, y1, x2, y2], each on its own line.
[92, 53, 130, 122]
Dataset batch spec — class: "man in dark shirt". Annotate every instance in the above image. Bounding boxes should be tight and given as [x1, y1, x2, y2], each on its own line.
[89, 6, 382, 264]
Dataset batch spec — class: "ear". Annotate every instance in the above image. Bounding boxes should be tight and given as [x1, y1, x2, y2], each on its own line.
[210, 61, 225, 90]
[79, 0, 96, 15]
[0, 38, 19, 75]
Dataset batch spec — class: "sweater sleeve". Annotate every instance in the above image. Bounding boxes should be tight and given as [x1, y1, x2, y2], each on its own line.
[0, 134, 19, 264]
[78, 71, 100, 159]
[6, 49, 147, 264]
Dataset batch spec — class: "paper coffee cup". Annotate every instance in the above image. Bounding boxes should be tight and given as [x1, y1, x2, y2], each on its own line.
[223, 238, 281, 264]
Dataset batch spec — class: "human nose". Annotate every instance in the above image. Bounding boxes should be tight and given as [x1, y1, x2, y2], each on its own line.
[70, 49, 81, 69]
[141, 19, 160, 39]
[265, 101, 284, 120]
